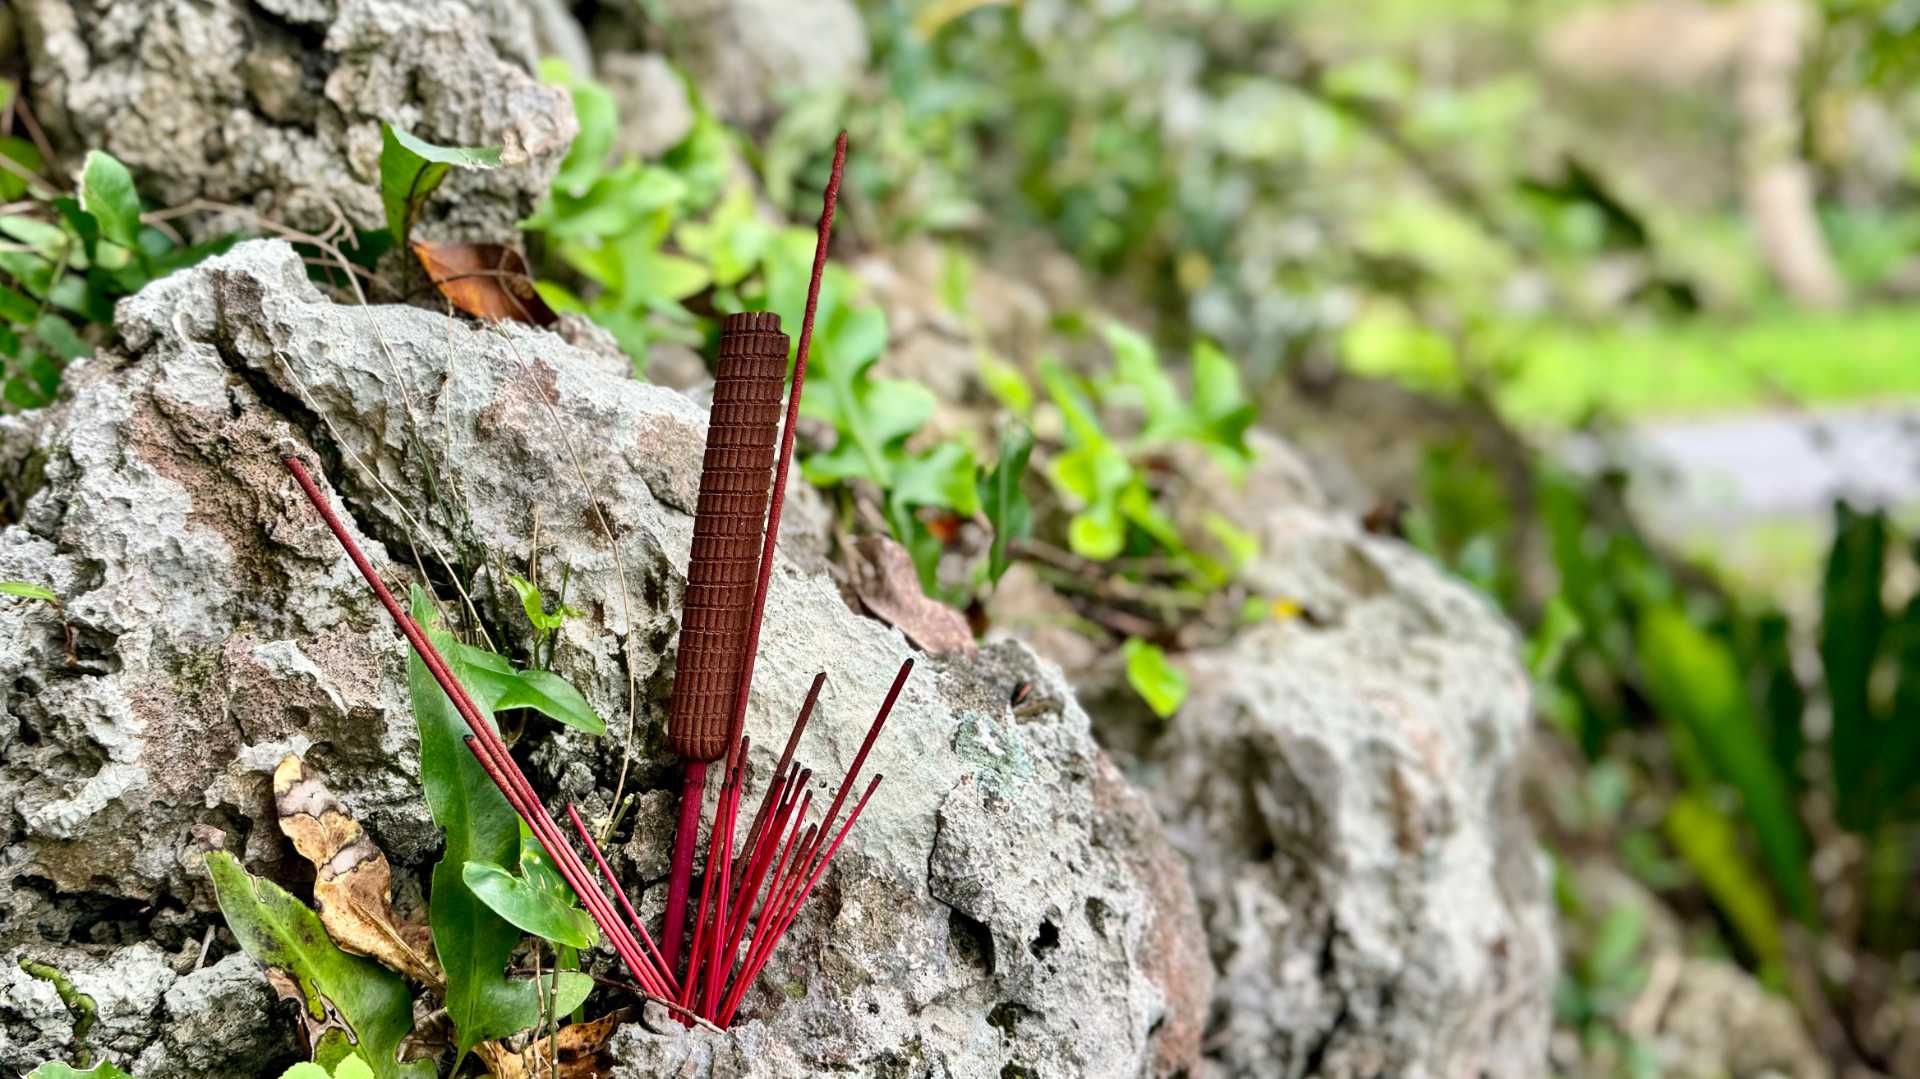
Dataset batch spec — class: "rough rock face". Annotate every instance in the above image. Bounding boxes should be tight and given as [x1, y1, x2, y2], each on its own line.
[0, 241, 1209, 1076]
[15, 0, 575, 242]
[1099, 444, 1558, 1077]
[0, 949, 288, 1078]
[653, 0, 869, 127]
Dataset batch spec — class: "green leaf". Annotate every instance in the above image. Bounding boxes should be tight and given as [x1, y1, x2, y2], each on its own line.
[1068, 504, 1125, 561]
[615, 241, 710, 308]
[78, 152, 141, 250]
[539, 60, 616, 195]
[676, 183, 771, 287]
[493, 670, 604, 735]
[26, 1065, 138, 1079]
[1189, 340, 1257, 471]
[203, 852, 420, 1079]
[0, 136, 45, 201]
[463, 824, 598, 948]
[1527, 597, 1583, 682]
[0, 283, 38, 323]
[1638, 607, 1816, 924]
[1123, 638, 1188, 719]
[889, 441, 979, 515]
[35, 313, 88, 362]
[506, 574, 583, 633]
[1101, 321, 1185, 439]
[977, 353, 1033, 416]
[407, 587, 580, 1059]
[1820, 501, 1888, 831]
[1, 580, 58, 602]
[0, 216, 72, 259]
[1664, 794, 1784, 969]
[378, 124, 501, 243]
[276, 1056, 377, 1079]
[979, 425, 1034, 585]
[441, 636, 603, 736]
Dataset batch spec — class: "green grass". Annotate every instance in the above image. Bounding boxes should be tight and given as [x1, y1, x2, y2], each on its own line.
[1493, 305, 1920, 426]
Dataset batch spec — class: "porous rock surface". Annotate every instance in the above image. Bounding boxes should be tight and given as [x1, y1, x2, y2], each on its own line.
[1094, 439, 1558, 1077]
[0, 240, 1209, 1077]
[15, 0, 576, 242]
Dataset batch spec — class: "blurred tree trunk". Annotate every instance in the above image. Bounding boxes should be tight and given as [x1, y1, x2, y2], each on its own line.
[1739, 0, 1845, 309]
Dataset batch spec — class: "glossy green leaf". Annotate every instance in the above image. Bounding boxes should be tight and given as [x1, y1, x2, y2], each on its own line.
[463, 825, 598, 949]
[507, 574, 582, 633]
[378, 124, 501, 243]
[78, 151, 141, 249]
[1123, 637, 1188, 718]
[979, 425, 1034, 584]
[405, 587, 588, 1058]
[203, 852, 425, 1079]
[440, 636, 603, 736]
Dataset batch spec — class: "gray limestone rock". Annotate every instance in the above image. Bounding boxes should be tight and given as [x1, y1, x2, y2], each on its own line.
[14, 0, 576, 244]
[0, 240, 1208, 1076]
[1099, 464, 1558, 1076]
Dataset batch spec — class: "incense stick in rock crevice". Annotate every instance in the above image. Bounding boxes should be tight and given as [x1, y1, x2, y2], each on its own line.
[660, 311, 789, 968]
[660, 130, 849, 973]
[283, 130, 901, 1030]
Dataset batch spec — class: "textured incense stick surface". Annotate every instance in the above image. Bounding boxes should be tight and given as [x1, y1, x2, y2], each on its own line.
[667, 312, 788, 761]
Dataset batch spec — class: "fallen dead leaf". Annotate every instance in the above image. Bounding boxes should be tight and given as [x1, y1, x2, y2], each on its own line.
[411, 240, 558, 326]
[481, 1010, 628, 1079]
[847, 534, 976, 654]
[274, 755, 439, 986]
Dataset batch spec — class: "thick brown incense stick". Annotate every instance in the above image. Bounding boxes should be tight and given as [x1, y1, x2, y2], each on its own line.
[661, 312, 789, 969]
[724, 131, 849, 769]
[662, 130, 850, 973]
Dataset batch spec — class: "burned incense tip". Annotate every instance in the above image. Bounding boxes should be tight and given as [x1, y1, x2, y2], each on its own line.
[666, 312, 789, 762]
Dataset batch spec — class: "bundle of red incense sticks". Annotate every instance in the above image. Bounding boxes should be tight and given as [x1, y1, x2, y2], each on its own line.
[282, 133, 908, 1026]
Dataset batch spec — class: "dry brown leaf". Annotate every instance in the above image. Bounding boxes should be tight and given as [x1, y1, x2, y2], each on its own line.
[480, 1010, 628, 1079]
[848, 534, 976, 654]
[274, 754, 439, 986]
[411, 240, 558, 326]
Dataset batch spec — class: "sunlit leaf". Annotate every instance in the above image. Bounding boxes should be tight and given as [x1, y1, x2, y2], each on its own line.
[379, 124, 501, 243]
[1123, 637, 1187, 718]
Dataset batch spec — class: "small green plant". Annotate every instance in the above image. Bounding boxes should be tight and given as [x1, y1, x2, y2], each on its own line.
[1025, 324, 1256, 586]
[378, 125, 501, 245]
[201, 586, 603, 1075]
[0, 149, 235, 409]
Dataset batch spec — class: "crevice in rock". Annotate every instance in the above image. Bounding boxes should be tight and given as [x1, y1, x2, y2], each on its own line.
[946, 907, 995, 977]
